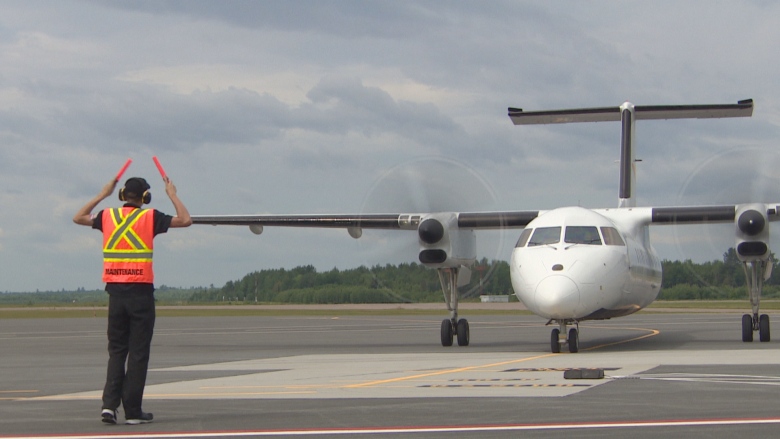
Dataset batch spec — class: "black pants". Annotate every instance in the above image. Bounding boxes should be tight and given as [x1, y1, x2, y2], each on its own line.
[101, 291, 155, 417]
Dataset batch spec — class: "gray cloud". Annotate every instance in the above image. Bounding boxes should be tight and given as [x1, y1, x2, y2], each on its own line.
[1, 1, 779, 292]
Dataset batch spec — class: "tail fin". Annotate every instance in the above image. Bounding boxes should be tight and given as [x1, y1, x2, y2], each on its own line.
[508, 99, 754, 207]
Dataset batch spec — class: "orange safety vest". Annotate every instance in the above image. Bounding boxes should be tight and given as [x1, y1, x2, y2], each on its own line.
[102, 207, 155, 283]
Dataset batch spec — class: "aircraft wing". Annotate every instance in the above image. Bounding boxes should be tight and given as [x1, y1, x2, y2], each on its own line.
[649, 205, 780, 225]
[193, 211, 540, 268]
[192, 213, 412, 230]
[597, 205, 780, 227]
[650, 205, 738, 224]
[191, 210, 541, 231]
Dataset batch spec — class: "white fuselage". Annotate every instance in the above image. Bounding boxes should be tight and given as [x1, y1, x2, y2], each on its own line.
[510, 206, 662, 321]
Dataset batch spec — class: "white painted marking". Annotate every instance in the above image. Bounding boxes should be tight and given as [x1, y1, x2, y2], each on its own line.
[2, 417, 780, 438]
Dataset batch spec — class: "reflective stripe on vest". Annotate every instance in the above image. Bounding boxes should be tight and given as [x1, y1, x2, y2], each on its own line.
[102, 207, 154, 283]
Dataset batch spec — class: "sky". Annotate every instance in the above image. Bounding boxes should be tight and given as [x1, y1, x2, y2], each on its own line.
[2, 0, 780, 293]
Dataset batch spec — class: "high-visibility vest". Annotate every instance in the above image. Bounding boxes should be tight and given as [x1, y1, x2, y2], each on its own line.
[102, 207, 155, 283]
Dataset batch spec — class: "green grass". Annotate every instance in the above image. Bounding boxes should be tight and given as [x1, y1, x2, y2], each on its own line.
[0, 306, 533, 319]
[648, 300, 780, 310]
[2, 300, 779, 319]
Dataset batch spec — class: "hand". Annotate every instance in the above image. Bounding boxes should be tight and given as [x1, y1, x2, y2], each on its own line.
[99, 179, 118, 199]
[73, 178, 118, 226]
[164, 177, 177, 198]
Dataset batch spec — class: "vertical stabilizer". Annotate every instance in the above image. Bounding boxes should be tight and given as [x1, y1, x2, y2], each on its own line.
[618, 102, 636, 208]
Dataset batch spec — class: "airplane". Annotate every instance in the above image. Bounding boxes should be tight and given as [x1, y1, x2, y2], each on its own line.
[192, 98, 773, 353]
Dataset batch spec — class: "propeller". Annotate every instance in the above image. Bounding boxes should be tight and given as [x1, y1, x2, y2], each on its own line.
[670, 145, 780, 286]
[356, 156, 507, 302]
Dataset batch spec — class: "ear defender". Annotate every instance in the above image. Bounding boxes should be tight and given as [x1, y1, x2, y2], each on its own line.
[118, 178, 152, 204]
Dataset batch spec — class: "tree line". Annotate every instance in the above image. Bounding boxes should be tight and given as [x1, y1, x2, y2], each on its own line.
[192, 248, 780, 304]
[2, 249, 778, 305]
[659, 248, 780, 300]
[187, 259, 512, 304]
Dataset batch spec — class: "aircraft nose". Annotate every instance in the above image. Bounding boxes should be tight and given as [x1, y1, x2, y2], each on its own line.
[535, 275, 580, 318]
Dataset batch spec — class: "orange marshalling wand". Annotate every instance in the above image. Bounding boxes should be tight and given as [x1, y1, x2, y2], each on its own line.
[152, 156, 167, 181]
[115, 159, 132, 182]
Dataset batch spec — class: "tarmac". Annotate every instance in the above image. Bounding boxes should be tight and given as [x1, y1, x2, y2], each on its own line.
[2, 306, 780, 438]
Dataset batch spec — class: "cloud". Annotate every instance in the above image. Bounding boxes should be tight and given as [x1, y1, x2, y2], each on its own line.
[1, 1, 780, 292]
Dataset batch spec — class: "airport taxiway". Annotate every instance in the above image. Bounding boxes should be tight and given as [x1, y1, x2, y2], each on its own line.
[1, 308, 780, 438]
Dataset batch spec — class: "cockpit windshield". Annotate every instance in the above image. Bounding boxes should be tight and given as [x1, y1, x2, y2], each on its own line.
[515, 229, 532, 248]
[600, 227, 626, 246]
[520, 225, 622, 248]
[564, 226, 602, 245]
[528, 227, 561, 246]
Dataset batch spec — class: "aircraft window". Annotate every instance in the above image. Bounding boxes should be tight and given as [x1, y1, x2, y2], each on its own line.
[528, 227, 561, 246]
[600, 227, 626, 246]
[564, 226, 602, 245]
[515, 229, 532, 248]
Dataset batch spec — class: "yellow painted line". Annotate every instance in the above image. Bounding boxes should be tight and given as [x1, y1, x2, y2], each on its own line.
[346, 325, 659, 388]
[584, 327, 660, 351]
[26, 390, 316, 401]
[200, 384, 342, 390]
[344, 353, 558, 388]
[20, 394, 101, 401]
[144, 391, 317, 398]
[15, 325, 661, 402]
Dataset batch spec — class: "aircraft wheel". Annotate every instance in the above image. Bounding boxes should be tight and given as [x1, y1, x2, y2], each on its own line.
[759, 314, 770, 342]
[568, 328, 579, 353]
[550, 328, 561, 353]
[456, 319, 470, 346]
[742, 314, 753, 342]
[440, 319, 454, 347]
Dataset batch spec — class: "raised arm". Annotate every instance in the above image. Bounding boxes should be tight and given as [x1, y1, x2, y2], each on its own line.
[164, 178, 192, 228]
[73, 179, 117, 226]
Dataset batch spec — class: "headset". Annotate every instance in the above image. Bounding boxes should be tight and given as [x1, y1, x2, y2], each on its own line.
[118, 177, 152, 204]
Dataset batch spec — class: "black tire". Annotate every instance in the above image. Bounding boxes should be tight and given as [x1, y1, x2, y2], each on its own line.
[440, 319, 453, 347]
[568, 328, 579, 353]
[456, 319, 470, 347]
[742, 314, 753, 342]
[760, 314, 770, 342]
[551, 328, 561, 353]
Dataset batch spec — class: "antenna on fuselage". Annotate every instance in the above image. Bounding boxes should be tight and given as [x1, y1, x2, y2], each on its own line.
[507, 99, 754, 208]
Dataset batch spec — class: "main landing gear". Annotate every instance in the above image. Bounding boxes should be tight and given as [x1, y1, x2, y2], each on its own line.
[549, 319, 579, 353]
[438, 267, 470, 347]
[742, 260, 771, 342]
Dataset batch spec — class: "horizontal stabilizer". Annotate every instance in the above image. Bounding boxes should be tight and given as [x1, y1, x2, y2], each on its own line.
[508, 99, 753, 125]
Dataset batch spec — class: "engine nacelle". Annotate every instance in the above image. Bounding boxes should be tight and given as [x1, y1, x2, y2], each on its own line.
[735, 204, 770, 262]
[417, 213, 476, 269]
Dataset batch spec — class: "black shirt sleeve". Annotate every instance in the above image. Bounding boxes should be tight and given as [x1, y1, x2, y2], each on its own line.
[153, 209, 173, 236]
[92, 210, 103, 231]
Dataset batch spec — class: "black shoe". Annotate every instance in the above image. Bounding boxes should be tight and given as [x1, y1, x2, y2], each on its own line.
[101, 408, 118, 424]
[125, 412, 153, 425]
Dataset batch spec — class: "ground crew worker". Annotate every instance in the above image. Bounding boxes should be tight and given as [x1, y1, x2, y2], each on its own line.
[73, 175, 192, 425]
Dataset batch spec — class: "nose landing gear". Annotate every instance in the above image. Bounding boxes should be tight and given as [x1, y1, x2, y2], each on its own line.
[549, 320, 579, 353]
